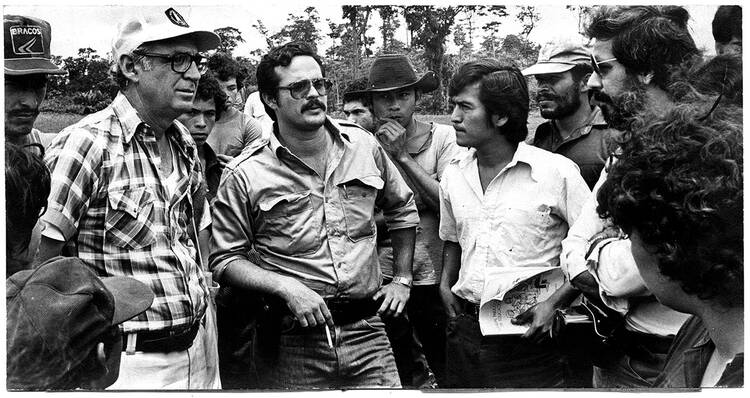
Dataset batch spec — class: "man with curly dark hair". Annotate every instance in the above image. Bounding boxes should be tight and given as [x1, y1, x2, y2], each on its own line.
[712, 5, 742, 56]
[561, 5, 701, 388]
[596, 96, 743, 387]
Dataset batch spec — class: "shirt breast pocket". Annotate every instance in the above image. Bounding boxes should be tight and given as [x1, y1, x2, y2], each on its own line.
[259, 191, 319, 255]
[105, 186, 157, 250]
[339, 175, 383, 242]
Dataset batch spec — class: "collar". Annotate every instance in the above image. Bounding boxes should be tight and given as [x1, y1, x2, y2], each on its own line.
[269, 116, 350, 157]
[111, 92, 196, 160]
[453, 142, 540, 182]
[550, 105, 608, 142]
[201, 143, 219, 169]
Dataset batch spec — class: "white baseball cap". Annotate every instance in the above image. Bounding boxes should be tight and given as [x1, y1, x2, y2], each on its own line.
[112, 7, 220, 61]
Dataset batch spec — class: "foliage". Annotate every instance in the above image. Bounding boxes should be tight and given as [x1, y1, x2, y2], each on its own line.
[44, 48, 117, 114]
[270, 7, 322, 51]
[516, 6, 540, 39]
[214, 27, 245, 54]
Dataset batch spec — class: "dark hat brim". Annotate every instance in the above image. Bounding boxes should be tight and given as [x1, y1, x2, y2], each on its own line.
[365, 71, 440, 94]
[101, 276, 155, 325]
[5, 58, 66, 75]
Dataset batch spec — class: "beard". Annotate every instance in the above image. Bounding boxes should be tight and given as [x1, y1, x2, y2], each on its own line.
[593, 76, 648, 131]
[537, 88, 582, 120]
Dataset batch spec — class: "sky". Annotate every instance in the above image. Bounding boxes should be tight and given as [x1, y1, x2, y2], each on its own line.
[2, 1, 723, 61]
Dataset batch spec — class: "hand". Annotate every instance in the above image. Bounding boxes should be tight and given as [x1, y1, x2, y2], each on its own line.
[280, 278, 333, 328]
[512, 299, 556, 343]
[571, 271, 600, 298]
[373, 282, 410, 318]
[375, 118, 408, 160]
[439, 284, 461, 318]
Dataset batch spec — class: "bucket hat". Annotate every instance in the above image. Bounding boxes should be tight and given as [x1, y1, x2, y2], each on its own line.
[6, 256, 154, 389]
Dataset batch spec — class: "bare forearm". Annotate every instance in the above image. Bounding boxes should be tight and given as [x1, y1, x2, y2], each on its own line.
[395, 155, 440, 212]
[219, 257, 299, 300]
[440, 240, 462, 289]
[547, 280, 580, 309]
[389, 227, 416, 278]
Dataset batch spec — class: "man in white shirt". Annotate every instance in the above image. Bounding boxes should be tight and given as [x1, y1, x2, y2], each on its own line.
[439, 59, 590, 388]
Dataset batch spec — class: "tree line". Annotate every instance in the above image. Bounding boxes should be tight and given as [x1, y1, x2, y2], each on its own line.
[44, 5, 594, 115]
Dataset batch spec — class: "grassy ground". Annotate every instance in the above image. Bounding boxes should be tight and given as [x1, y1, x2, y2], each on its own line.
[35, 113, 85, 134]
[36, 112, 546, 138]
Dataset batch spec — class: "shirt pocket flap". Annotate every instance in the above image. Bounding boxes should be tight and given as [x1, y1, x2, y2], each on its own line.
[341, 175, 384, 190]
[258, 191, 311, 213]
[107, 187, 153, 218]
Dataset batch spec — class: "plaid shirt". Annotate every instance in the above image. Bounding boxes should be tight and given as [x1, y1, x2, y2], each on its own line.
[42, 93, 208, 333]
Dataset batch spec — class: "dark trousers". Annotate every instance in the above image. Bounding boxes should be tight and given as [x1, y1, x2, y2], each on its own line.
[445, 312, 566, 388]
[407, 284, 447, 386]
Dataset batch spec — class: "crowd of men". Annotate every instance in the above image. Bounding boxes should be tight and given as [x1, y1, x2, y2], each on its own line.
[3, 5, 743, 390]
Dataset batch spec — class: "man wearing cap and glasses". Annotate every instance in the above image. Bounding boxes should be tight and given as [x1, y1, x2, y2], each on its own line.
[357, 54, 461, 387]
[210, 41, 418, 388]
[35, 7, 222, 389]
[523, 37, 620, 190]
[4, 15, 66, 152]
[561, 6, 701, 388]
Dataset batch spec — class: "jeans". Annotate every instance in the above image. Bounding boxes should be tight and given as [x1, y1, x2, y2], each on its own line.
[256, 315, 401, 389]
[592, 329, 673, 388]
[383, 312, 435, 388]
[444, 312, 565, 389]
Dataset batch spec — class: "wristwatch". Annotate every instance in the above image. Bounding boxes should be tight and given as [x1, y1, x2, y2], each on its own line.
[392, 276, 413, 288]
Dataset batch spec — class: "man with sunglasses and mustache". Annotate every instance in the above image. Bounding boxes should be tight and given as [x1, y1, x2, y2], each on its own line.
[210, 41, 418, 388]
[523, 37, 620, 190]
[4, 15, 66, 153]
[35, 8, 222, 389]
[561, 6, 701, 388]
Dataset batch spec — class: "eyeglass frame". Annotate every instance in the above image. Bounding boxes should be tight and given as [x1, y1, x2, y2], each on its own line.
[590, 53, 618, 76]
[131, 50, 208, 75]
[277, 78, 333, 99]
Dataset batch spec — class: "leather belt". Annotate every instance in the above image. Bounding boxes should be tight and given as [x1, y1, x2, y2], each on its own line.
[458, 297, 481, 318]
[122, 321, 200, 353]
[324, 298, 379, 325]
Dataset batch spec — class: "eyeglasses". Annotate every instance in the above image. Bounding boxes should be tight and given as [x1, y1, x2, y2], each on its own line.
[277, 78, 333, 99]
[590, 54, 618, 76]
[132, 50, 207, 74]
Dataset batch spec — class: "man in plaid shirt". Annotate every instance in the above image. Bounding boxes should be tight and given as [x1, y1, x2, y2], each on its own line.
[35, 8, 221, 389]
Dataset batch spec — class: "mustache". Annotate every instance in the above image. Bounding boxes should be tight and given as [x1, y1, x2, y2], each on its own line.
[592, 90, 614, 105]
[536, 92, 559, 102]
[7, 106, 40, 116]
[302, 99, 326, 112]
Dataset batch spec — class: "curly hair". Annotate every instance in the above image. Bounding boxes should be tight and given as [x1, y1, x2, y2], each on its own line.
[342, 77, 371, 107]
[448, 58, 529, 143]
[5, 143, 51, 263]
[207, 53, 244, 87]
[596, 98, 743, 308]
[256, 41, 325, 122]
[586, 6, 700, 90]
[194, 72, 228, 122]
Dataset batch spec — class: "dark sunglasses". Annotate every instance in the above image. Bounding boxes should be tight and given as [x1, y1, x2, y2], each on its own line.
[277, 78, 333, 99]
[590, 53, 617, 75]
[132, 50, 207, 74]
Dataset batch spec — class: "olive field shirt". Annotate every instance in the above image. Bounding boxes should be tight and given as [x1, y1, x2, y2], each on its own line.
[532, 106, 620, 189]
[210, 118, 419, 299]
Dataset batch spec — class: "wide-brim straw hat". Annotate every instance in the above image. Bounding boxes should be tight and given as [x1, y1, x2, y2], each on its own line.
[359, 54, 439, 94]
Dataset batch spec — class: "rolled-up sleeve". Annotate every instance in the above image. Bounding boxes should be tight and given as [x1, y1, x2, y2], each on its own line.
[209, 168, 255, 282]
[373, 144, 419, 231]
[41, 128, 103, 241]
[438, 175, 458, 242]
